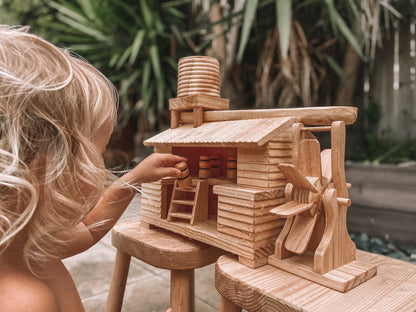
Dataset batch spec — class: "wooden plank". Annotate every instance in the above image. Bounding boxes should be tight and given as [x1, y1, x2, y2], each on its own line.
[218, 202, 281, 217]
[237, 162, 280, 173]
[154, 145, 172, 154]
[145, 118, 293, 146]
[215, 251, 411, 312]
[217, 231, 281, 248]
[141, 182, 162, 191]
[237, 177, 287, 188]
[169, 94, 229, 110]
[141, 197, 162, 208]
[267, 142, 292, 149]
[270, 128, 293, 143]
[238, 153, 292, 165]
[217, 209, 281, 225]
[139, 210, 269, 266]
[255, 118, 294, 146]
[268, 252, 377, 293]
[112, 219, 223, 270]
[213, 184, 285, 201]
[140, 204, 159, 213]
[140, 193, 162, 204]
[140, 187, 162, 197]
[217, 216, 283, 233]
[217, 224, 283, 243]
[193, 107, 203, 127]
[237, 170, 286, 180]
[179, 106, 358, 125]
[218, 196, 285, 209]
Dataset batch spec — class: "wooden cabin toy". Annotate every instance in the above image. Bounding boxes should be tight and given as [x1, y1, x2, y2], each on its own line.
[139, 56, 377, 292]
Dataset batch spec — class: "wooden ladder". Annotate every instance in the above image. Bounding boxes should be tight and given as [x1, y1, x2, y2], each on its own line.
[167, 179, 208, 225]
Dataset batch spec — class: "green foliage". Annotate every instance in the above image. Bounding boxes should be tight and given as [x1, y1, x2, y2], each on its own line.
[236, 0, 366, 64]
[1, 0, 53, 27]
[46, 0, 195, 127]
[4, 0, 198, 129]
[352, 134, 416, 164]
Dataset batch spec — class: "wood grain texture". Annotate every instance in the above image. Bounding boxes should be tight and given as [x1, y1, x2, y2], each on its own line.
[169, 94, 229, 110]
[106, 250, 131, 312]
[139, 211, 275, 267]
[143, 117, 294, 147]
[179, 106, 357, 125]
[111, 219, 223, 270]
[170, 269, 195, 312]
[216, 252, 416, 312]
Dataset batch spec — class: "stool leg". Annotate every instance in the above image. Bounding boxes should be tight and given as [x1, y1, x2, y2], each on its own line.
[106, 250, 131, 312]
[170, 269, 195, 312]
[219, 296, 242, 312]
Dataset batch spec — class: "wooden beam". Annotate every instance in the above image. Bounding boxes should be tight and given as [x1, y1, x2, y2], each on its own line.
[179, 106, 358, 126]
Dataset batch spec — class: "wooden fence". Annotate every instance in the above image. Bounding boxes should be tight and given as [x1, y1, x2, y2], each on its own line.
[372, 20, 416, 140]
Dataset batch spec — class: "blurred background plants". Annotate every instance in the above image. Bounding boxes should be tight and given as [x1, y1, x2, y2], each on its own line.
[1, 0, 413, 164]
[3, 0, 199, 134]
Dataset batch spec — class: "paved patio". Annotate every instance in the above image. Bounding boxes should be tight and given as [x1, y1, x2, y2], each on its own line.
[64, 194, 222, 312]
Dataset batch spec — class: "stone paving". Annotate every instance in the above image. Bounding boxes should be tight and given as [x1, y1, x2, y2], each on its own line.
[64, 195, 221, 312]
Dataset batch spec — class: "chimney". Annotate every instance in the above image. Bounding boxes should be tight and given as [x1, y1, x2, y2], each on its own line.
[170, 56, 229, 128]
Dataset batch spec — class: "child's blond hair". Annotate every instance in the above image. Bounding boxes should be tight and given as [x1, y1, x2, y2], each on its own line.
[0, 25, 118, 273]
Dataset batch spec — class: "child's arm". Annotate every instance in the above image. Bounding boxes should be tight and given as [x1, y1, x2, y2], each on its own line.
[60, 153, 186, 258]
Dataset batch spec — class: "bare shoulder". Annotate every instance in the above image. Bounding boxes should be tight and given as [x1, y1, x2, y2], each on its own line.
[0, 270, 59, 312]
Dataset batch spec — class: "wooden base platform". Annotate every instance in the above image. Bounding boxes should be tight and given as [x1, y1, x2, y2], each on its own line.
[216, 251, 416, 312]
[268, 252, 377, 292]
[140, 214, 273, 268]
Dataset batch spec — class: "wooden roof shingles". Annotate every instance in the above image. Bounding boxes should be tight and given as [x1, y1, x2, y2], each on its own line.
[144, 117, 295, 147]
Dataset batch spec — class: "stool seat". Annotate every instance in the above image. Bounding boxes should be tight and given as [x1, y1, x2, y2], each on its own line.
[106, 219, 223, 312]
[112, 219, 219, 270]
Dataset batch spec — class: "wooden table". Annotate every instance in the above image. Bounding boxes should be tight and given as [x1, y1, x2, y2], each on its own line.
[106, 219, 223, 312]
[215, 251, 416, 312]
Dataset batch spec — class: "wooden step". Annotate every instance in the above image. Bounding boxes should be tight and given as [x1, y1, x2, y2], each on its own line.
[172, 199, 195, 206]
[174, 186, 196, 193]
[168, 212, 192, 220]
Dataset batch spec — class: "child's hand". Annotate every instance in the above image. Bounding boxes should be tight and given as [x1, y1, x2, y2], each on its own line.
[128, 153, 187, 185]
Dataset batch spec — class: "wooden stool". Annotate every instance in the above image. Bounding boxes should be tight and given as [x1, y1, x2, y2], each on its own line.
[215, 252, 416, 312]
[106, 219, 223, 312]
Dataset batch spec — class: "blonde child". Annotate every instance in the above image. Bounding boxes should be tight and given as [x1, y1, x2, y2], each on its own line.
[0, 25, 185, 311]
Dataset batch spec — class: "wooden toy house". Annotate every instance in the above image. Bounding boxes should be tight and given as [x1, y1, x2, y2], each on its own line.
[139, 56, 376, 292]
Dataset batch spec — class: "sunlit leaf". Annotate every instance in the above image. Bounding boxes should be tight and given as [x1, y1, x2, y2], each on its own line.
[119, 69, 140, 102]
[276, 0, 292, 60]
[149, 44, 165, 109]
[49, 1, 88, 24]
[161, 0, 191, 9]
[325, 0, 364, 60]
[139, 0, 153, 29]
[129, 30, 145, 65]
[115, 45, 132, 70]
[322, 53, 347, 83]
[237, 0, 259, 63]
[76, 0, 96, 21]
[379, 1, 403, 19]
[56, 14, 108, 42]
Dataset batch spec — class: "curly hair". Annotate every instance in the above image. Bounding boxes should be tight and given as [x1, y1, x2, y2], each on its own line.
[0, 25, 118, 274]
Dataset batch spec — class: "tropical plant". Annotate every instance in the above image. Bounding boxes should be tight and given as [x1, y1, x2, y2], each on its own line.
[17, 0, 197, 133]
[200, 0, 403, 109]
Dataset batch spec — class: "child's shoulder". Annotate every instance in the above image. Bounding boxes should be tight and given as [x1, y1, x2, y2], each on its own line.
[0, 269, 59, 312]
